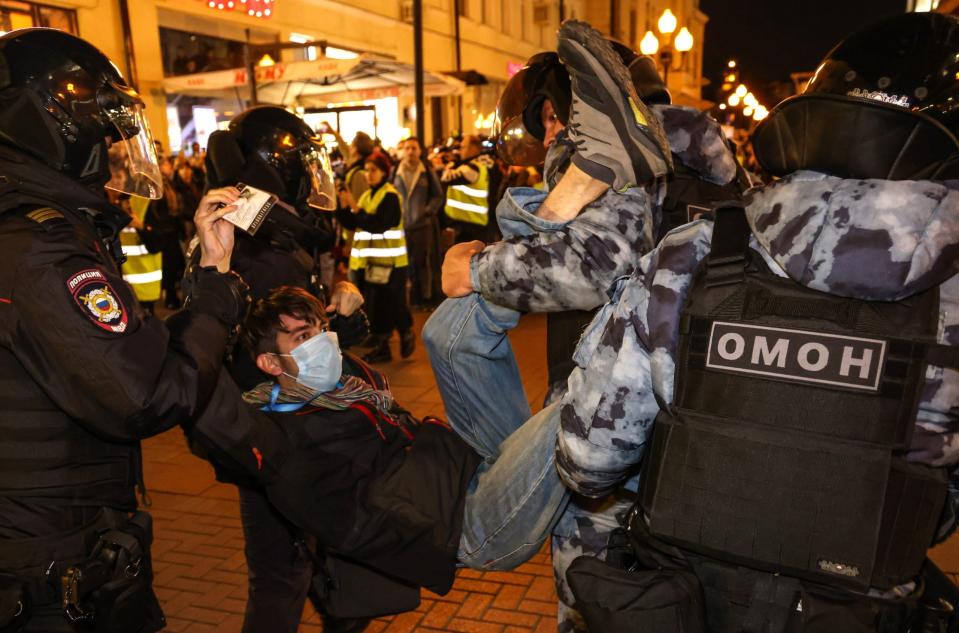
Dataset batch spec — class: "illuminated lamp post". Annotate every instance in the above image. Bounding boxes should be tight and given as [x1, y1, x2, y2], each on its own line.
[638, 9, 694, 88]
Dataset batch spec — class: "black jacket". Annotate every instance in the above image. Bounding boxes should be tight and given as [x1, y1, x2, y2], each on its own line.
[189, 354, 482, 594]
[0, 145, 247, 535]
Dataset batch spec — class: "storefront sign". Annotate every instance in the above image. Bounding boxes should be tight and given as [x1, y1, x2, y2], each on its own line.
[163, 57, 360, 92]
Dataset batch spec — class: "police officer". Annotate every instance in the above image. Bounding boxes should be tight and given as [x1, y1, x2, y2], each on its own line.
[557, 13, 959, 632]
[0, 29, 247, 631]
[433, 37, 743, 633]
[204, 105, 368, 633]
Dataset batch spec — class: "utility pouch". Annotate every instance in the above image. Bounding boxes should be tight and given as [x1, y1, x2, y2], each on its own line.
[784, 584, 916, 633]
[642, 408, 946, 591]
[0, 575, 28, 633]
[60, 511, 164, 633]
[364, 264, 393, 285]
[566, 553, 706, 633]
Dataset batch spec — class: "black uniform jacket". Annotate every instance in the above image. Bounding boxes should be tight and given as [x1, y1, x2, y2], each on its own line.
[0, 145, 246, 517]
[189, 354, 482, 595]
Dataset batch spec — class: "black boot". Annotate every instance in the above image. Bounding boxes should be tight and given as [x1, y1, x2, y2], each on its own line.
[321, 614, 372, 633]
[362, 337, 392, 364]
[400, 329, 416, 359]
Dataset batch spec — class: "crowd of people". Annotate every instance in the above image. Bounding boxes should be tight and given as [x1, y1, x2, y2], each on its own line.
[0, 11, 957, 633]
[130, 127, 537, 365]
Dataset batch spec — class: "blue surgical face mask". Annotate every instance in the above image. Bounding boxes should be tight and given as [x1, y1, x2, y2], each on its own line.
[277, 331, 343, 393]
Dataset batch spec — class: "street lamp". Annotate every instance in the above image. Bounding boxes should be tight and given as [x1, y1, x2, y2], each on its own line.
[644, 8, 694, 87]
[640, 30, 659, 56]
[657, 8, 677, 35]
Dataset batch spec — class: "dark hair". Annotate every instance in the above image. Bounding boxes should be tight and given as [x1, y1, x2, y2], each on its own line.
[243, 286, 327, 356]
[352, 131, 374, 158]
[364, 151, 392, 177]
[404, 136, 421, 149]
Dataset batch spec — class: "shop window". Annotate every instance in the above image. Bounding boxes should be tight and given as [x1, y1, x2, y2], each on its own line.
[0, 0, 78, 34]
[160, 27, 278, 77]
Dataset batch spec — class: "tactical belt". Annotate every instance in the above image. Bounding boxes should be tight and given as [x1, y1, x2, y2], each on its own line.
[0, 508, 123, 606]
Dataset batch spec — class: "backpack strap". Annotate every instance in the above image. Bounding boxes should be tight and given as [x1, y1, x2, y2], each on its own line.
[704, 204, 751, 288]
[926, 343, 959, 369]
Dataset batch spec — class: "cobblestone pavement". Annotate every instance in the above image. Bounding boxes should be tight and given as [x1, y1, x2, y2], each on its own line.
[143, 306, 959, 632]
[144, 310, 558, 632]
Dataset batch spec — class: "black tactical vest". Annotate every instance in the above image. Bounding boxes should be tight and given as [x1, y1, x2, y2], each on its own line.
[641, 207, 954, 592]
[0, 343, 139, 510]
[546, 309, 596, 397]
[655, 158, 748, 243]
[0, 208, 139, 510]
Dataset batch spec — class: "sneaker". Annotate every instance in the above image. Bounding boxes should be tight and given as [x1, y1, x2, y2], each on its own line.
[557, 19, 672, 191]
[400, 329, 416, 358]
[363, 340, 392, 364]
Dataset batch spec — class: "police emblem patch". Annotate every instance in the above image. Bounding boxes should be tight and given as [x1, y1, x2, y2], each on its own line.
[67, 269, 128, 333]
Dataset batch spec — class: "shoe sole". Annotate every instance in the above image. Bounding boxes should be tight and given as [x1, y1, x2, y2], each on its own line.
[558, 20, 672, 189]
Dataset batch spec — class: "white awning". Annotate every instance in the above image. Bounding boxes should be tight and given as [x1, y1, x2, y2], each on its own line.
[162, 54, 465, 105]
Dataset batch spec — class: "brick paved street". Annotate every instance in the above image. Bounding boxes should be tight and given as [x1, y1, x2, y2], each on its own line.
[144, 308, 959, 632]
[144, 310, 557, 632]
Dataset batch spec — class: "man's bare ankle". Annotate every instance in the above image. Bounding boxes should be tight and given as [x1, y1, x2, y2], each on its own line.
[536, 202, 571, 222]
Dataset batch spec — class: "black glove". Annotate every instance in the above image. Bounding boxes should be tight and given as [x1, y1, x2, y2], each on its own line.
[188, 267, 252, 329]
[329, 310, 370, 349]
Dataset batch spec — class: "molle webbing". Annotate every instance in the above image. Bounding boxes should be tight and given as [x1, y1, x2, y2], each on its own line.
[642, 206, 949, 591]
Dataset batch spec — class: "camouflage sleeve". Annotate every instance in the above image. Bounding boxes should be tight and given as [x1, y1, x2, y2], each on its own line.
[908, 273, 959, 468]
[555, 222, 713, 497]
[472, 186, 656, 313]
[653, 104, 739, 186]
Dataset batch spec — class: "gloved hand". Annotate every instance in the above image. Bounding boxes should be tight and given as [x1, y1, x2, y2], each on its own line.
[188, 267, 251, 329]
[329, 310, 370, 349]
[327, 281, 364, 317]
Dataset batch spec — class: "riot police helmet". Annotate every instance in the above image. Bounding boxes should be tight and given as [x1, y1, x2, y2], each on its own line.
[0, 28, 163, 198]
[753, 12, 959, 180]
[609, 39, 670, 107]
[228, 106, 336, 210]
[492, 52, 570, 166]
[493, 43, 669, 166]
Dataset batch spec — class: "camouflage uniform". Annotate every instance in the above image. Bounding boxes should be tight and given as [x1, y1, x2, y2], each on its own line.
[548, 105, 740, 633]
[555, 172, 959, 619]
[424, 105, 740, 632]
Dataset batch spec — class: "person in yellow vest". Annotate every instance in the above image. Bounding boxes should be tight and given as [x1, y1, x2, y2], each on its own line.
[441, 134, 501, 244]
[337, 151, 415, 363]
[337, 131, 374, 284]
[120, 195, 163, 312]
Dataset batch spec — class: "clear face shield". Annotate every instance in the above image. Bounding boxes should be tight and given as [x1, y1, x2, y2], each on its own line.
[491, 113, 546, 167]
[101, 82, 163, 200]
[492, 66, 548, 167]
[303, 140, 337, 210]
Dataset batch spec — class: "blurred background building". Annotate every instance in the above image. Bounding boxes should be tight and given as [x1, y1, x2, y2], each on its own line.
[0, 0, 710, 152]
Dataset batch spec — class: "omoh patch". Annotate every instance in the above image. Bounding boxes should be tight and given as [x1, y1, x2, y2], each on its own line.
[67, 269, 129, 333]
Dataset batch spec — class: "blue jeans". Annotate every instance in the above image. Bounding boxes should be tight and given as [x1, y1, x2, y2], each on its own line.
[423, 187, 571, 571]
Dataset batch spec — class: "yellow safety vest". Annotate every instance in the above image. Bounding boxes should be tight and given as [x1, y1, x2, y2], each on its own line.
[349, 183, 409, 270]
[120, 197, 163, 303]
[120, 227, 163, 302]
[444, 161, 490, 226]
